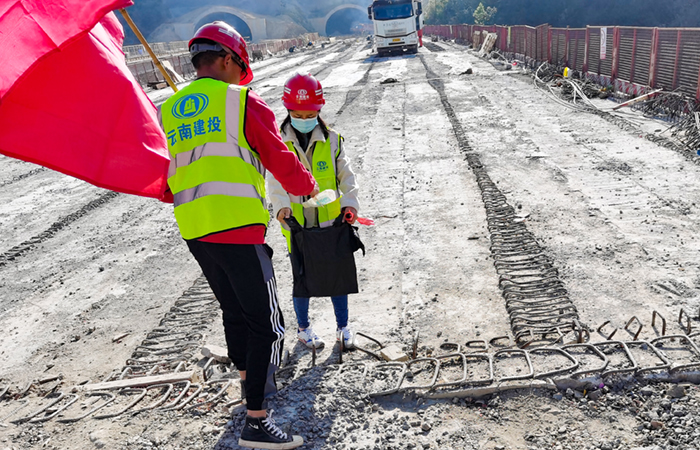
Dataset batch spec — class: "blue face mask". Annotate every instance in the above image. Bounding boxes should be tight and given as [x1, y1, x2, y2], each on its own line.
[291, 117, 318, 134]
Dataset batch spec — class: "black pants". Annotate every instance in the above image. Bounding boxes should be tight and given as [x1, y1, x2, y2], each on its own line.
[186, 241, 283, 411]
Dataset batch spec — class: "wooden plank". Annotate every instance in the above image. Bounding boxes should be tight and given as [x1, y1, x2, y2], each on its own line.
[612, 88, 663, 110]
[77, 371, 196, 392]
[649, 27, 660, 88]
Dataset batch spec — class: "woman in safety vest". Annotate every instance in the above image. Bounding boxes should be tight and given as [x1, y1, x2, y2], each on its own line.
[269, 73, 360, 350]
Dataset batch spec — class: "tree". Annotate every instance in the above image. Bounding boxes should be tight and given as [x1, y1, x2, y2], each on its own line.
[426, 0, 481, 25]
[473, 2, 497, 25]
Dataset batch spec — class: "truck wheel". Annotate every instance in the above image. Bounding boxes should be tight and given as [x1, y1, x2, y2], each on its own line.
[408, 45, 418, 54]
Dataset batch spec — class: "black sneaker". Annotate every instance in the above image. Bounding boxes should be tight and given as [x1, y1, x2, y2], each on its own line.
[238, 410, 303, 449]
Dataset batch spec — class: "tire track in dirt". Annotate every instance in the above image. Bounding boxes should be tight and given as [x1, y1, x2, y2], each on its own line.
[419, 54, 584, 346]
[251, 40, 368, 112]
[250, 42, 353, 86]
[0, 191, 119, 269]
[335, 61, 375, 117]
[0, 167, 46, 189]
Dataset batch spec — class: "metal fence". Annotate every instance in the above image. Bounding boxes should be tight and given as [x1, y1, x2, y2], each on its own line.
[424, 24, 700, 100]
[123, 33, 321, 88]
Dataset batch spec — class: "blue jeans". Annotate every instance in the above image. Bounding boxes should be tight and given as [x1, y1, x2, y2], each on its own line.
[293, 296, 348, 330]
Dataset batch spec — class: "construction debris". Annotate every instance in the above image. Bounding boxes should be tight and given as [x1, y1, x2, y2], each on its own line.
[478, 32, 498, 57]
[380, 344, 409, 362]
[612, 89, 663, 111]
[112, 332, 129, 343]
[75, 371, 196, 392]
[161, 60, 186, 84]
[201, 345, 232, 364]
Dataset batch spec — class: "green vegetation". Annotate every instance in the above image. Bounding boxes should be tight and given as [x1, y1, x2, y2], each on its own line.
[472, 2, 497, 25]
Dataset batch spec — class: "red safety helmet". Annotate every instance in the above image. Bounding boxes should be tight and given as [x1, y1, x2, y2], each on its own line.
[188, 21, 253, 85]
[282, 73, 325, 111]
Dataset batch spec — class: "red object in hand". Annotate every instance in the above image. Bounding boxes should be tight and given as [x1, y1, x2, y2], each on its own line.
[343, 209, 374, 226]
[356, 217, 375, 226]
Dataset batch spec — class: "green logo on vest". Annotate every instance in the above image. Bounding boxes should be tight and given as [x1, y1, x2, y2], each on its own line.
[316, 161, 329, 172]
[172, 94, 209, 119]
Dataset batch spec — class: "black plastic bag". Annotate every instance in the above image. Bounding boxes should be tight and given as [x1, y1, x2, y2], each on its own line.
[285, 216, 365, 298]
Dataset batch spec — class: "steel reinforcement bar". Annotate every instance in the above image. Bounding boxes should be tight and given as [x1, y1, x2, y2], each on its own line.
[418, 54, 583, 347]
[5, 331, 700, 424]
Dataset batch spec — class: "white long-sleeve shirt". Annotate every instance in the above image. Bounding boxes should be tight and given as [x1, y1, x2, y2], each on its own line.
[268, 122, 360, 228]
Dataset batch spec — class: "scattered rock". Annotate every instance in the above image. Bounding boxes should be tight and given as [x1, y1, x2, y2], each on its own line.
[650, 420, 664, 430]
[380, 344, 409, 362]
[667, 385, 686, 398]
[640, 386, 656, 396]
[588, 390, 604, 401]
[201, 344, 231, 364]
[88, 431, 107, 449]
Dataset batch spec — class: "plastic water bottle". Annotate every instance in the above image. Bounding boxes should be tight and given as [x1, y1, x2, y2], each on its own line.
[302, 189, 337, 208]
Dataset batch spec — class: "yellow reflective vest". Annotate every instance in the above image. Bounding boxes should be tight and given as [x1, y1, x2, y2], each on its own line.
[280, 132, 342, 251]
[161, 78, 269, 240]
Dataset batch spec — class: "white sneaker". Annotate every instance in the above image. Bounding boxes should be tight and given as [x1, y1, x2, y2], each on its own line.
[336, 326, 356, 349]
[297, 327, 325, 349]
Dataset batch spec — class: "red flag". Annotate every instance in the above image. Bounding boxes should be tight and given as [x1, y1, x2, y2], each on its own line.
[0, 1, 170, 200]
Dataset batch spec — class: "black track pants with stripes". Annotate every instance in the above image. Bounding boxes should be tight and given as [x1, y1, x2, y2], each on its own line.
[186, 241, 283, 411]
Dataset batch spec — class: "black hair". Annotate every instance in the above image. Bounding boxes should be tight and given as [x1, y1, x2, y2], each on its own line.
[282, 112, 330, 139]
[191, 38, 228, 70]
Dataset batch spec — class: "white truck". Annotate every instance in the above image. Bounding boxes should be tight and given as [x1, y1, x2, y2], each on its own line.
[367, 0, 423, 56]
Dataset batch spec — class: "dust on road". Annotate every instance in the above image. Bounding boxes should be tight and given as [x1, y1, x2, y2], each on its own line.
[2, 39, 700, 450]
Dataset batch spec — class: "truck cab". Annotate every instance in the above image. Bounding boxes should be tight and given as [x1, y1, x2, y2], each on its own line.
[368, 0, 423, 56]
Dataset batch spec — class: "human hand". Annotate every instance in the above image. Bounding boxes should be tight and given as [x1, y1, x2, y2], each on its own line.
[309, 181, 320, 198]
[277, 207, 292, 224]
[343, 207, 357, 224]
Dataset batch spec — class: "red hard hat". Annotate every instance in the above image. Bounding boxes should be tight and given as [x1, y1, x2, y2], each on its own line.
[282, 73, 325, 111]
[189, 21, 253, 85]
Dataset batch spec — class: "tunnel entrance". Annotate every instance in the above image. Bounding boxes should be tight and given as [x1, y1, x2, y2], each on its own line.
[326, 7, 372, 36]
[195, 12, 253, 41]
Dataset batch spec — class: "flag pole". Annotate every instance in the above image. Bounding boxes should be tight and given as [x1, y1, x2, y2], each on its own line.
[118, 8, 179, 92]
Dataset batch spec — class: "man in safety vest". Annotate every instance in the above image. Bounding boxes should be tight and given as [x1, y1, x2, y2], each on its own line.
[159, 21, 317, 449]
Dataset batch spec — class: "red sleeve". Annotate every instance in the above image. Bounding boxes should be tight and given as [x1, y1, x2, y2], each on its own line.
[157, 107, 174, 204]
[244, 91, 315, 196]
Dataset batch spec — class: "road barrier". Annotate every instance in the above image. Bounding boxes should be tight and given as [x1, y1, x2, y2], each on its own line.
[425, 24, 700, 100]
[123, 33, 321, 88]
